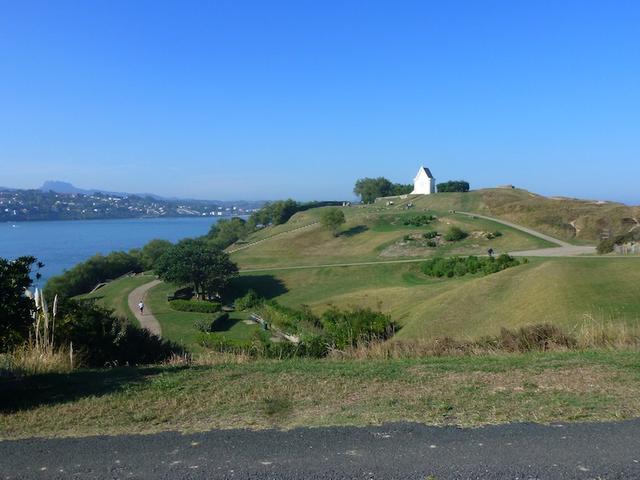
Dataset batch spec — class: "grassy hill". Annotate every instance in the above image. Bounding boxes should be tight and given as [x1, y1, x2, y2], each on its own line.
[230, 205, 553, 269]
[401, 188, 639, 243]
[237, 257, 640, 340]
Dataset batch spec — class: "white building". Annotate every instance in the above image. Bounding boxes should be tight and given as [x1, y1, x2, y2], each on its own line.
[411, 166, 436, 194]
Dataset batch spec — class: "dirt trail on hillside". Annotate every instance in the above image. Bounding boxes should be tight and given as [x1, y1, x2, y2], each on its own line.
[128, 279, 162, 336]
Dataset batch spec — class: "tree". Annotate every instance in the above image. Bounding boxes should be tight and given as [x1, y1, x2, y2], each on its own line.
[0, 256, 36, 351]
[437, 180, 470, 193]
[140, 239, 173, 270]
[320, 208, 346, 236]
[353, 177, 393, 203]
[155, 239, 239, 300]
[207, 217, 250, 249]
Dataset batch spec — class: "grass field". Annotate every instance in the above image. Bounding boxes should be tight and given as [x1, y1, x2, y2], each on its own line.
[146, 282, 259, 351]
[403, 188, 640, 243]
[236, 257, 640, 340]
[80, 274, 155, 325]
[3, 351, 640, 439]
[230, 207, 554, 269]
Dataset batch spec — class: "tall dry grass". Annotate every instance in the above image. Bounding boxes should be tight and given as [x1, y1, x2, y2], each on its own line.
[329, 319, 640, 360]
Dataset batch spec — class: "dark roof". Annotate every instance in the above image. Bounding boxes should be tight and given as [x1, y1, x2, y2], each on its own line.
[420, 167, 434, 178]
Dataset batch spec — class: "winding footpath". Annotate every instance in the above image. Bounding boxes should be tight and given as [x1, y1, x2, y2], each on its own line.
[127, 279, 163, 337]
[456, 211, 597, 256]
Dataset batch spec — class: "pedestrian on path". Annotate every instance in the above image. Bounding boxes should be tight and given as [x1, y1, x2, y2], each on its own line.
[138, 300, 144, 315]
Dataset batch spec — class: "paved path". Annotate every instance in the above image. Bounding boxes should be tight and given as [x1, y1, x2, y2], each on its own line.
[127, 279, 162, 337]
[457, 211, 597, 256]
[3, 421, 640, 479]
[227, 222, 319, 253]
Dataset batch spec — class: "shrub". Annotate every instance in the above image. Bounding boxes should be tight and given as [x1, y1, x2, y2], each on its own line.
[444, 227, 468, 242]
[423, 231, 438, 239]
[421, 255, 522, 278]
[597, 239, 615, 254]
[437, 180, 470, 193]
[235, 289, 264, 310]
[486, 231, 503, 240]
[46, 251, 143, 298]
[403, 234, 413, 242]
[321, 307, 397, 350]
[403, 214, 436, 227]
[170, 299, 221, 313]
[426, 239, 438, 248]
[57, 299, 183, 366]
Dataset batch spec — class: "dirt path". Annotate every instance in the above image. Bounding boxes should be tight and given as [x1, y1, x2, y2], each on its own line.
[456, 211, 597, 256]
[227, 222, 319, 253]
[127, 279, 162, 337]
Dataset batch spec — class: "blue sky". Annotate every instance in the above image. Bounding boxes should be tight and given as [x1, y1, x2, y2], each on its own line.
[1, 1, 639, 203]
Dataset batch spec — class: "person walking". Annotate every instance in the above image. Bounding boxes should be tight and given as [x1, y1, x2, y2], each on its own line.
[138, 300, 144, 315]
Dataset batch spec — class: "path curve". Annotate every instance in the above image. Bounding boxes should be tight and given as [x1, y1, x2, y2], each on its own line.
[457, 211, 597, 256]
[128, 279, 162, 337]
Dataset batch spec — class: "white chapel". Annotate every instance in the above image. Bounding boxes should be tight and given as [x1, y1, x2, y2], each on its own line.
[411, 166, 436, 195]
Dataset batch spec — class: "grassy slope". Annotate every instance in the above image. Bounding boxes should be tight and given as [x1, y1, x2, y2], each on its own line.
[237, 257, 640, 340]
[407, 188, 640, 243]
[3, 351, 640, 439]
[146, 282, 259, 351]
[79, 274, 155, 325]
[231, 206, 553, 269]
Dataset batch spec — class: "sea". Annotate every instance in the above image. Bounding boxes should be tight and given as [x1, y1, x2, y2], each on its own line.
[0, 216, 225, 286]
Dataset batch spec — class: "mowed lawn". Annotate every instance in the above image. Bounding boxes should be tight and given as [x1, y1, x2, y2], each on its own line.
[79, 274, 155, 325]
[3, 351, 640, 439]
[231, 207, 553, 269]
[146, 282, 259, 351]
[237, 257, 640, 340]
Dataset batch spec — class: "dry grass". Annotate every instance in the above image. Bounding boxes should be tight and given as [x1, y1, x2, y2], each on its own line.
[0, 345, 74, 377]
[3, 351, 640, 439]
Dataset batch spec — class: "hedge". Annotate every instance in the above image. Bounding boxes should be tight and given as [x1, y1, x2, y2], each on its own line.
[169, 299, 221, 313]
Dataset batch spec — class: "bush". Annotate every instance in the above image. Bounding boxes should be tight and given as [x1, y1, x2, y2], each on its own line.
[597, 239, 615, 254]
[321, 307, 397, 350]
[421, 255, 522, 278]
[444, 227, 468, 242]
[403, 214, 436, 227]
[169, 299, 221, 313]
[426, 239, 438, 248]
[486, 231, 503, 240]
[46, 251, 143, 298]
[423, 231, 438, 239]
[57, 299, 183, 366]
[194, 312, 229, 333]
[235, 289, 264, 310]
[437, 180, 470, 193]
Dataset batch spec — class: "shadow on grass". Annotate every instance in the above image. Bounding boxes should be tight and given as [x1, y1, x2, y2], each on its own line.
[211, 315, 243, 332]
[0, 365, 191, 413]
[340, 225, 369, 237]
[227, 275, 288, 301]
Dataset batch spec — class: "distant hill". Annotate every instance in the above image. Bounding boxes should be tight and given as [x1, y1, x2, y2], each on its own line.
[391, 188, 640, 243]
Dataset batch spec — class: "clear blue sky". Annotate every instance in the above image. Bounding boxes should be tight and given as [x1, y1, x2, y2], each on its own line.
[1, 1, 639, 203]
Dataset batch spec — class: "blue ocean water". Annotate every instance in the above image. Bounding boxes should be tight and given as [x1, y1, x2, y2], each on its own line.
[0, 217, 224, 286]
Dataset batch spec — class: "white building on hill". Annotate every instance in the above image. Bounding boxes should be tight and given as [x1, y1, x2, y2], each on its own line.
[411, 166, 436, 194]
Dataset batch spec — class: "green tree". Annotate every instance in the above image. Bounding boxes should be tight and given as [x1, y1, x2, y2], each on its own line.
[0, 256, 36, 351]
[140, 239, 173, 270]
[444, 226, 469, 242]
[207, 217, 250, 249]
[155, 239, 239, 300]
[437, 180, 470, 193]
[353, 177, 393, 203]
[320, 208, 346, 236]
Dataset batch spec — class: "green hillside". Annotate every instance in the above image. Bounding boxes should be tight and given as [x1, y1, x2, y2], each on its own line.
[238, 257, 640, 340]
[401, 188, 639, 243]
[230, 205, 553, 269]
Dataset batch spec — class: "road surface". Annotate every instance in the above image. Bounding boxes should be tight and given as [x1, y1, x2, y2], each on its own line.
[2, 421, 640, 479]
[456, 211, 597, 256]
[127, 279, 162, 337]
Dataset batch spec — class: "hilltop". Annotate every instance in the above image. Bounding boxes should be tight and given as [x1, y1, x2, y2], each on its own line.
[398, 187, 640, 243]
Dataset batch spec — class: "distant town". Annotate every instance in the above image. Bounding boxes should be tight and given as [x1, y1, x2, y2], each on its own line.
[0, 183, 263, 222]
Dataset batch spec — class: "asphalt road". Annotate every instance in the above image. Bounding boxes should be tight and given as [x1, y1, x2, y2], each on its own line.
[2, 421, 640, 479]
